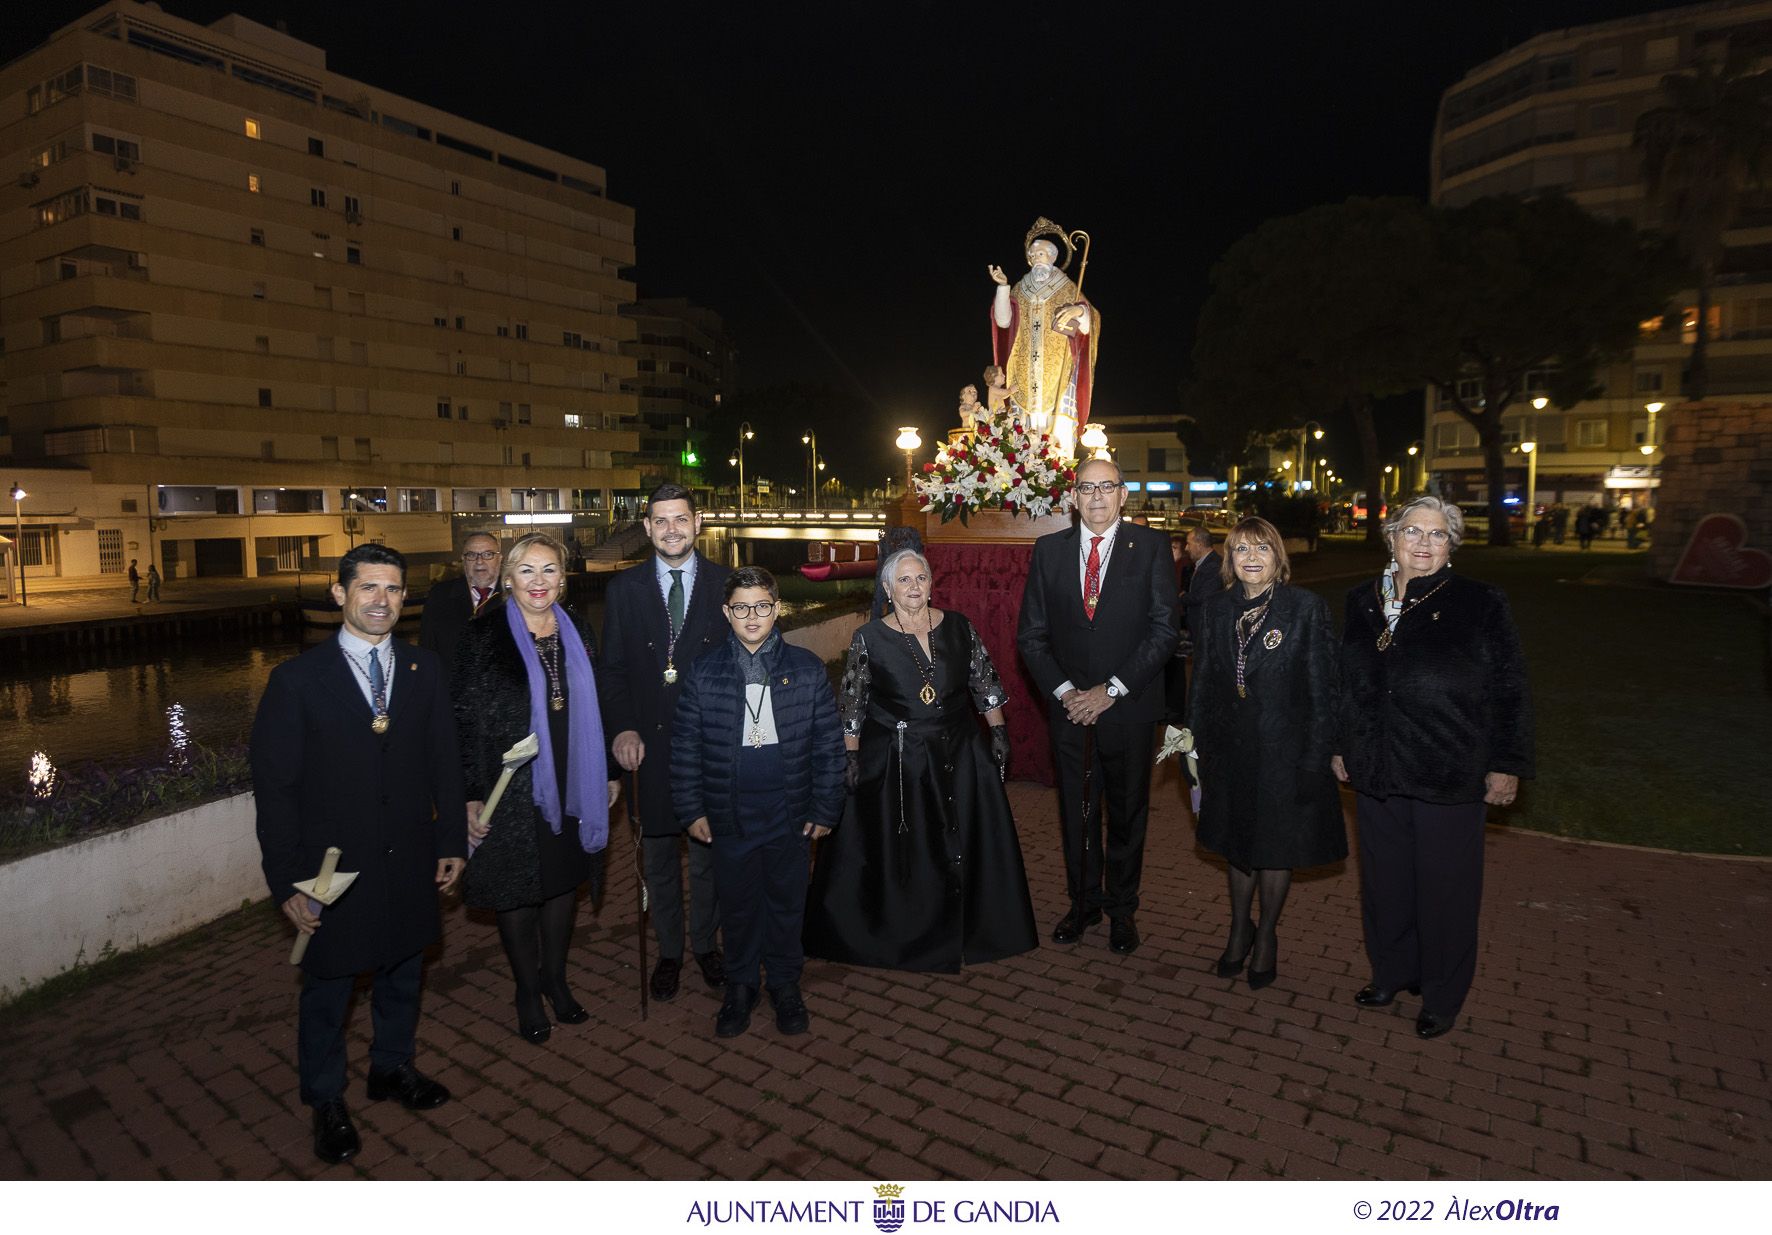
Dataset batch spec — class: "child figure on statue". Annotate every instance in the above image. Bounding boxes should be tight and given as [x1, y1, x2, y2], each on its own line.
[670, 567, 846, 1039]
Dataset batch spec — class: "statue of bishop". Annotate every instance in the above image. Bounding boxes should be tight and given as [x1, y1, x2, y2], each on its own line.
[987, 218, 1099, 458]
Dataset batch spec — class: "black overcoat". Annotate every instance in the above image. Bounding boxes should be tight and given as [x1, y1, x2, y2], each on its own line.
[251, 637, 468, 978]
[451, 608, 613, 910]
[1336, 567, 1534, 804]
[419, 575, 502, 683]
[598, 553, 731, 836]
[1187, 584, 1346, 870]
[1017, 521, 1180, 728]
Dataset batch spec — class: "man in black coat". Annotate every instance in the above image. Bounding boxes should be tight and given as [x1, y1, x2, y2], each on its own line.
[1018, 457, 1180, 955]
[418, 530, 503, 680]
[252, 543, 468, 1167]
[601, 484, 732, 1001]
[1181, 524, 1224, 645]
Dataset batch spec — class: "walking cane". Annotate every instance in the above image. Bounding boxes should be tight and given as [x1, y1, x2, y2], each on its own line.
[1075, 726, 1095, 927]
[627, 769, 649, 1020]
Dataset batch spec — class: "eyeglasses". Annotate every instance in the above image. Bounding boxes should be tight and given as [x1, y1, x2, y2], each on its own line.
[1074, 481, 1121, 497]
[462, 550, 499, 562]
[726, 601, 776, 618]
[1399, 525, 1451, 545]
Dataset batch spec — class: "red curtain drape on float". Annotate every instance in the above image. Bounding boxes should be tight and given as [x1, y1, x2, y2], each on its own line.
[925, 542, 1055, 786]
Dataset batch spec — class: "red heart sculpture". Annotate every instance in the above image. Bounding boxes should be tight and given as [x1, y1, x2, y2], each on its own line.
[1669, 513, 1772, 589]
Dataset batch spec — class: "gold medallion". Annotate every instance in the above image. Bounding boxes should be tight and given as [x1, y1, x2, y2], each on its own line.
[1376, 629, 1393, 652]
[1263, 629, 1283, 650]
[1236, 684, 1246, 699]
[371, 713, 390, 734]
[919, 683, 937, 706]
[748, 727, 765, 748]
[663, 665, 678, 685]
[550, 696, 565, 712]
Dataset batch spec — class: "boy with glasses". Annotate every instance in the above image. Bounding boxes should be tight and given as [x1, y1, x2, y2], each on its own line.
[670, 567, 846, 1038]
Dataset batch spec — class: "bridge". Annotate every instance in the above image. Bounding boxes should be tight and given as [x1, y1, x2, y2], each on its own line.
[695, 508, 889, 542]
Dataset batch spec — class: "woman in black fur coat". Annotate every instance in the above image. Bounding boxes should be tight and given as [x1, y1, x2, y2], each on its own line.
[1187, 516, 1346, 992]
[453, 533, 619, 1044]
[1333, 495, 1533, 1040]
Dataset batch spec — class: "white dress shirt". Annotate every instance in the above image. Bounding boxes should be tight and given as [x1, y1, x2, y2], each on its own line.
[1055, 519, 1129, 701]
[338, 628, 396, 708]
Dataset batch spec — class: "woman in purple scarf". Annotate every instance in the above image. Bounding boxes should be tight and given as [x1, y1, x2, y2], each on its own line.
[452, 532, 617, 1043]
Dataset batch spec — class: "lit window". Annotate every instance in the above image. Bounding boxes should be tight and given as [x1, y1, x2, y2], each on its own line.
[244, 118, 261, 139]
[248, 174, 260, 193]
[564, 413, 581, 429]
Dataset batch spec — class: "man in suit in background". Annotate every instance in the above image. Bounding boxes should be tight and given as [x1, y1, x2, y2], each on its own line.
[601, 483, 732, 1001]
[1181, 524, 1224, 655]
[419, 531, 503, 680]
[252, 543, 468, 1166]
[1018, 457, 1179, 956]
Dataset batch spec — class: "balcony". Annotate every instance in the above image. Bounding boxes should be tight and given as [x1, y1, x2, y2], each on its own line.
[43, 423, 160, 457]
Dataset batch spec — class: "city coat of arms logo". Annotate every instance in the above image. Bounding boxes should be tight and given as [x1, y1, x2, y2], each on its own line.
[873, 1183, 906, 1233]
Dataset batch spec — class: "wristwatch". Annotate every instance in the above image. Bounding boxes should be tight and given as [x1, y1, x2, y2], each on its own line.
[1105, 682, 1124, 699]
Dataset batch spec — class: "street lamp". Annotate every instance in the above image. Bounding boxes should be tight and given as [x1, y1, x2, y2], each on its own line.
[8, 482, 24, 607]
[1523, 396, 1547, 519]
[1642, 401, 1663, 457]
[895, 426, 923, 489]
[1406, 440, 1424, 495]
[1079, 422, 1109, 459]
[802, 430, 826, 510]
[733, 421, 755, 516]
[1299, 422, 1324, 498]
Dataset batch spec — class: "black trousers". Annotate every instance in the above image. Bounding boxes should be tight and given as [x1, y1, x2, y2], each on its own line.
[1356, 793, 1487, 1019]
[1051, 711, 1158, 917]
[643, 833, 720, 960]
[297, 950, 424, 1106]
[711, 826, 809, 991]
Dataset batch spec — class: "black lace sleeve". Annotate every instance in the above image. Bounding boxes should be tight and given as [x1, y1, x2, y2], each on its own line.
[966, 619, 1009, 715]
[838, 628, 870, 739]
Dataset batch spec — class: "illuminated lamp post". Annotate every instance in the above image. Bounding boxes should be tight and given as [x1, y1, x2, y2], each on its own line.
[8, 482, 25, 607]
[1079, 422, 1109, 460]
[895, 426, 923, 489]
[731, 421, 755, 516]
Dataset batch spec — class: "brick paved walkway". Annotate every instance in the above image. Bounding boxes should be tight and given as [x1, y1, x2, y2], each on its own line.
[1, 768, 1767, 1181]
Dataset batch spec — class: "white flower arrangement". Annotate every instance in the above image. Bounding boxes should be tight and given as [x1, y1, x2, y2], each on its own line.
[913, 411, 1077, 523]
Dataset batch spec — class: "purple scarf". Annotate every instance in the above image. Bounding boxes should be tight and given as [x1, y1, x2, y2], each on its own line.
[505, 600, 607, 853]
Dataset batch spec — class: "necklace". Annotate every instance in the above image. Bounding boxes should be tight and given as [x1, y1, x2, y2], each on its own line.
[536, 631, 565, 711]
[893, 607, 939, 707]
[744, 685, 768, 747]
[1374, 576, 1451, 651]
[341, 645, 392, 733]
[1233, 586, 1274, 700]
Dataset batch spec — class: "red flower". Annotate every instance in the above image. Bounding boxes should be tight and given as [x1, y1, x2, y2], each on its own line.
[922, 462, 935, 473]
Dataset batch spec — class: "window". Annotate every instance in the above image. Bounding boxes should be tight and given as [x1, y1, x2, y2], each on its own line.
[455, 358, 467, 375]
[451, 226, 462, 241]
[437, 399, 452, 420]
[517, 403, 532, 426]
[257, 388, 272, 408]
[459, 404, 469, 421]
[1589, 45, 1621, 78]
[499, 401, 513, 422]
[563, 331, 583, 348]
[250, 227, 265, 246]
[1576, 419, 1608, 447]
[343, 194, 361, 215]
[346, 246, 361, 265]
[91, 133, 141, 161]
[247, 174, 261, 193]
[244, 118, 261, 139]
[454, 316, 465, 331]
[433, 315, 447, 328]
[564, 413, 581, 429]
[308, 137, 324, 157]
[252, 282, 267, 300]
[451, 179, 461, 195]
[254, 335, 270, 354]
[1635, 370, 1664, 393]
[496, 324, 509, 337]
[347, 291, 366, 313]
[310, 187, 327, 207]
[515, 322, 528, 340]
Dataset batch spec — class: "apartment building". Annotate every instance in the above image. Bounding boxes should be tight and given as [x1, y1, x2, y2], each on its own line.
[1426, 0, 1772, 507]
[0, 2, 640, 583]
[617, 297, 734, 499]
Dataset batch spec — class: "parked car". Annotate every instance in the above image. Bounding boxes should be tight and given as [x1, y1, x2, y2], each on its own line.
[1456, 502, 1528, 538]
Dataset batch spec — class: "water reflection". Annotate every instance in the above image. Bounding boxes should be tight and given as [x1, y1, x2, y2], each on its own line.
[28, 750, 58, 799]
[167, 702, 191, 771]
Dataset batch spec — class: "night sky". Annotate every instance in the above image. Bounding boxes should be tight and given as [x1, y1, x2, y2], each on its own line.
[3, 0, 1700, 483]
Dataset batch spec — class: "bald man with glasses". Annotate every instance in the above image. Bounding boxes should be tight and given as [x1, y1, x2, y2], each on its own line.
[420, 532, 504, 681]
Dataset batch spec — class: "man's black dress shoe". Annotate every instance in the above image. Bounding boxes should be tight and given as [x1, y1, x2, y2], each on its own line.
[767, 984, 810, 1036]
[1353, 982, 1421, 1009]
[1108, 916, 1140, 955]
[715, 984, 760, 1038]
[650, 956, 682, 1002]
[366, 1062, 451, 1110]
[1416, 1012, 1456, 1040]
[695, 950, 726, 990]
[311, 1098, 361, 1165]
[1051, 908, 1102, 945]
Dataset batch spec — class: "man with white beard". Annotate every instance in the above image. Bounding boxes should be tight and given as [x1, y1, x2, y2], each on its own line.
[988, 220, 1101, 458]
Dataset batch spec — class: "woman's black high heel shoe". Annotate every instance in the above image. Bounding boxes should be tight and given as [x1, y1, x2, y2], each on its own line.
[1213, 920, 1256, 978]
[516, 993, 552, 1044]
[1247, 936, 1278, 991]
[544, 986, 590, 1026]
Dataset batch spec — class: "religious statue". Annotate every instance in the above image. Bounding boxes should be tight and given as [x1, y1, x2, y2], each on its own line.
[982, 365, 1009, 415]
[957, 383, 983, 431]
[987, 217, 1099, 458]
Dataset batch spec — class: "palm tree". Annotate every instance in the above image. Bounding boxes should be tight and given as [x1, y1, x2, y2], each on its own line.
[1634, 47, 1772, 401]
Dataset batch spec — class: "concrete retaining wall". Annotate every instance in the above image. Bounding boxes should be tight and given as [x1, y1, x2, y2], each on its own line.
[0, 793, 262, 1003]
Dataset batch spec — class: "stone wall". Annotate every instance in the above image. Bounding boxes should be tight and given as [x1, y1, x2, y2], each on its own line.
[1649, 402, 1772, 581]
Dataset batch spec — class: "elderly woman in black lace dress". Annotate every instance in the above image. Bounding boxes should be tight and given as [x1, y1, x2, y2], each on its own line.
[803, 548, 1038, 972]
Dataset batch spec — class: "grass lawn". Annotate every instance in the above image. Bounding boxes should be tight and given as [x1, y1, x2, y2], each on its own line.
[1294, 538, 1772, 856]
